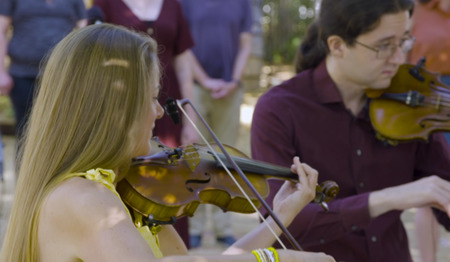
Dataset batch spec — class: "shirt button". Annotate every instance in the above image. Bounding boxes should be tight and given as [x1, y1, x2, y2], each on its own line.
[356, 149, 362, 156]
[351, 225, 358, 231]
[319, 238, 325, 244]
[359, 182, 364, 188]
[371, 236, 377, 242]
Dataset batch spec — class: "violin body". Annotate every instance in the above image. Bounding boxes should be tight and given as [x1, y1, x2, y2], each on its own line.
[117, 139, 276, 224]
[367, 61, 450, 143]
[117, 138, 339, 224]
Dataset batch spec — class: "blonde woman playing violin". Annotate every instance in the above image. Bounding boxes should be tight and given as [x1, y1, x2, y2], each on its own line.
[0, 24, 334, 262]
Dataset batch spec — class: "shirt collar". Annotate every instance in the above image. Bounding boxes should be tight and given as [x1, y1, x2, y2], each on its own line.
[313, 60, 343, 104]
[312, 60, 370, 121]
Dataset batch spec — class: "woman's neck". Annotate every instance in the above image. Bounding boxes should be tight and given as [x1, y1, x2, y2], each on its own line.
[122, 0, 164, 21]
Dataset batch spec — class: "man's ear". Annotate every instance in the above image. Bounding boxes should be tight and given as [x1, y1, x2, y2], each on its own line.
[327, 35, 346, 57]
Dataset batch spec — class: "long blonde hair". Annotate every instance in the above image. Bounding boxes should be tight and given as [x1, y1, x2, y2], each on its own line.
[0, 24, 160, 262]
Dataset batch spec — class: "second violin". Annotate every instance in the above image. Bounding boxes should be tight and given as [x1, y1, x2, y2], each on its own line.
[367, 58, 450, 143]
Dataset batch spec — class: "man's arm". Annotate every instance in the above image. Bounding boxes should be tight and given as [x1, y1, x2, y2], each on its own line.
[231, 32, 252, 85]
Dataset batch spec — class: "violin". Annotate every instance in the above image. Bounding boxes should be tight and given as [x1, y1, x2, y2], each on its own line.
[116, 138, 339, 225]
[366, 58, 450, 144]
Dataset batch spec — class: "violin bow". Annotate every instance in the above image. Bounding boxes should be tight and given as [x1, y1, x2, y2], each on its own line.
[176, 98, 303, 251]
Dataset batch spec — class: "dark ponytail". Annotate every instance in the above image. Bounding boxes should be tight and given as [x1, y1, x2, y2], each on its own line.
[295, 22, 328, 73]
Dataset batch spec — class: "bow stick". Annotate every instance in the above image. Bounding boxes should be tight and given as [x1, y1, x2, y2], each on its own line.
[176, 98, 303, 251]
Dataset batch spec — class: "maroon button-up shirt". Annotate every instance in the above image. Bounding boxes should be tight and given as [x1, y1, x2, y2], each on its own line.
[251, 61, 450, 262]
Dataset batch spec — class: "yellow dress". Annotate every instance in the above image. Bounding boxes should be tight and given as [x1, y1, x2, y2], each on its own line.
[71, 168, 163, 258]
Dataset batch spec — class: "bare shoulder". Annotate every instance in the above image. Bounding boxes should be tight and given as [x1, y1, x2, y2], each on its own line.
[39, 177, 134, 261]
[41, 176, 127, 227]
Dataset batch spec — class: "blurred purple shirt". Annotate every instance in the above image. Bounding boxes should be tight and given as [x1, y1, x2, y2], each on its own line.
[180, 0, 253, 81]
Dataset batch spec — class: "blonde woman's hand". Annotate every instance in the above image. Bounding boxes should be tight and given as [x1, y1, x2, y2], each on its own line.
[272, 156, 318, 225]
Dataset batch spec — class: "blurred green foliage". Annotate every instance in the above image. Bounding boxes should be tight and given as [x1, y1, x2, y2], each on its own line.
[0, 96, 15, 123]
[261, 0, 317, 65]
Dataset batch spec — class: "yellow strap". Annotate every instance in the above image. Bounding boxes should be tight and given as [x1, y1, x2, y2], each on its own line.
[137, 226, 163, 258]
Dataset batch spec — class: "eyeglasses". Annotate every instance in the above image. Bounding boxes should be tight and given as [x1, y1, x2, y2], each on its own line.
[354, 35, 415, 59]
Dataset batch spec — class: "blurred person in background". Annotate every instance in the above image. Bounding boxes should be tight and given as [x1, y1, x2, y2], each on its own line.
[0, 0, 87, 143]
[180, 0, 253, 248]
[93, 0, 198, 148]
[408, 0, 450, 261]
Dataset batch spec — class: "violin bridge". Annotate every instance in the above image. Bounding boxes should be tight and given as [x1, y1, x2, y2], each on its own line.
[183, 145, 200, 171]
[435, 94, 441, 110]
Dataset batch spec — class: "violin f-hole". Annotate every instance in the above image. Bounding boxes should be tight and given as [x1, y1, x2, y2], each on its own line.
[185, 172, 211, 192]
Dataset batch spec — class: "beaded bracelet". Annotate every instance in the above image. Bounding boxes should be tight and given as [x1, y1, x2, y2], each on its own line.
[251, 248, 279, 262]
[251, 249, 263, 262]
[268, 247, 279, 262]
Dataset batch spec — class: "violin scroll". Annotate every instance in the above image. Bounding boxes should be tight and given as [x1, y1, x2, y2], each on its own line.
[315, 180, 339, 211]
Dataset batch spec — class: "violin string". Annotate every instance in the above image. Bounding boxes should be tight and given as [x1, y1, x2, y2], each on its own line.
[429, 87, 450, 104]
[424, 99, 450, 107]
[424, 95, 450, 109]
[430, 84, 450, 94]
[426, 102, 450, 109]
[421, 102, 450, 113]
[177, 100, 288, 250]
